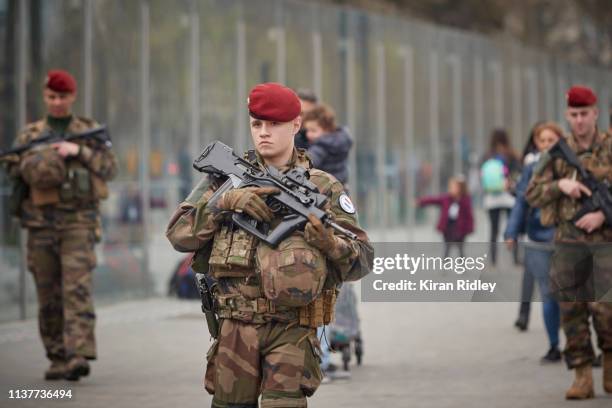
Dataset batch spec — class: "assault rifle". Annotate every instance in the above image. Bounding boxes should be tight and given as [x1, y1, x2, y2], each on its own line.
[0, 125, 112, 159]
[548, 137, 612, 225]
[194, 272, 219, 339]
[192, 141, 358, 247]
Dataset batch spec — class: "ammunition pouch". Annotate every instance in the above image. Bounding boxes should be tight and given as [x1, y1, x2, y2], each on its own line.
[209, 224, 258, 278]
[298, 288, 338, 328]
[60, 167, 94, 203]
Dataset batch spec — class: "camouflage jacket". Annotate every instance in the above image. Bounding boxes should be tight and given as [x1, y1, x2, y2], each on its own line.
[525, 131, 612, 243]
[166, 148, 373, 306]
[9, 115, 118, 230]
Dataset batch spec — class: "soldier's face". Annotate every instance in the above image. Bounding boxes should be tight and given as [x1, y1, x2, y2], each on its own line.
[565, 106, 598, 138]
[44, 88, 76, 118]
[250, 116, 300, 160]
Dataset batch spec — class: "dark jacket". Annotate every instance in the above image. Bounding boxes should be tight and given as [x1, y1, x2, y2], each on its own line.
[418, 194, 474, 238]
[306, 127, 352, 184]
[504, 162, 555, 242]
[294, 128, 310, 150]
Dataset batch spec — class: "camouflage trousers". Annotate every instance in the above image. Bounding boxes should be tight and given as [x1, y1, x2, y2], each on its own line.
[550, 243, 612, 302]
[560, 302, 612, 369]
[27, 227, 97, 362]
[205, 319, 323, 408]
[550, 242, 612, 368]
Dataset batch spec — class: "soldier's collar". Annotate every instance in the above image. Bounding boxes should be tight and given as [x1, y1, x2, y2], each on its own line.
[252, 148, 310, 173]
[569, 130, 603, 153]
[43, 114, 82, 135]
[280, 148, 313, 172]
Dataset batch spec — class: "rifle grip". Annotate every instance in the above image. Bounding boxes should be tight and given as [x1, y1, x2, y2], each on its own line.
[232, 212, 307, 247]
[266, 214, 308, 246]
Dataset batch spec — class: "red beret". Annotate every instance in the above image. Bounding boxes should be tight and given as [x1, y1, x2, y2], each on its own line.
[45, 70, 77, 94]
[566, 86, 597, 107]
[248, 83, 301, 122]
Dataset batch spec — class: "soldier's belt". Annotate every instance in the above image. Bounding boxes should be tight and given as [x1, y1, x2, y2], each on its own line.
[217, 294, 299, 324]
[216, 288, 338, 328]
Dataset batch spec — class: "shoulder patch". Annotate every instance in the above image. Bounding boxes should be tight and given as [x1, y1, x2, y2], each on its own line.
[338, 193, 356, 214]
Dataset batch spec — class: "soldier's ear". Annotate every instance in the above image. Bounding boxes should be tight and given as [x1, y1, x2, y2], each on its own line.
[292, 116, 302, 135]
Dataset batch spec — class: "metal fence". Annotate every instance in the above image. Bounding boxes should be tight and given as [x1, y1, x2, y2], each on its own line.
[1, 0, 611, 321]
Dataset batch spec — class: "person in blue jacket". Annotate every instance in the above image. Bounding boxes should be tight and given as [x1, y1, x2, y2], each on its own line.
[504, 122, 563, 363]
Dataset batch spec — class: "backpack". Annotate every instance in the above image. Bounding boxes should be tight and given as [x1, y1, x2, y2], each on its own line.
[481, 158, 507, 193]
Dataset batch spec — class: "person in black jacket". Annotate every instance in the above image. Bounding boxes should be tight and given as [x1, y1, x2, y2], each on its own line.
[302, 104, 353, 186]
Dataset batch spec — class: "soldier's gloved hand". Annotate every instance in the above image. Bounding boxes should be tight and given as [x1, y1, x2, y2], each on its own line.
[217, 186, 279, 222]
[304, 213, 337, 252]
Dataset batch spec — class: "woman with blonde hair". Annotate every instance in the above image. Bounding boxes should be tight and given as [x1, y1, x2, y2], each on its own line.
[504, 121, 564, 363]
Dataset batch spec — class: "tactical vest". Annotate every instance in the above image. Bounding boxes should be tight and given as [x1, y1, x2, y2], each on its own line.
[193, 149, 337, 327]
[14, 116, 111, 230]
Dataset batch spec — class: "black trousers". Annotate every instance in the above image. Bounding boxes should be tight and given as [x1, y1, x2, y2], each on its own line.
[488, 208, 518, 265]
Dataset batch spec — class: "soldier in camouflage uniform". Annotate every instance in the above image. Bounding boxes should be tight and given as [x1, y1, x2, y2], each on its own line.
[526, 85, 612, 399]
[6, 70, 117, 381]
[167, 83, 373, 408]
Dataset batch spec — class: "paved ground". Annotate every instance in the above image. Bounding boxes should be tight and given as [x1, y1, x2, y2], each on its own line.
[1, 295, 611, 408]
[1, 211, 611, 407]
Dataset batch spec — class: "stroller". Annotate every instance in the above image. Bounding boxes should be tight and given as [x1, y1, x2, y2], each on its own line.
[328, 283, 363, 371]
